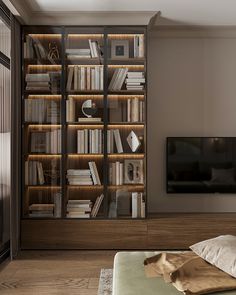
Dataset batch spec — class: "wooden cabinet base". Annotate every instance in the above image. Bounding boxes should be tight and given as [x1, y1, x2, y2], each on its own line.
[21, 214, 236, 249]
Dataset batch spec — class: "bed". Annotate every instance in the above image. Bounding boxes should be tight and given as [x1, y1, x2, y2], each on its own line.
[113, 251, 236, 295]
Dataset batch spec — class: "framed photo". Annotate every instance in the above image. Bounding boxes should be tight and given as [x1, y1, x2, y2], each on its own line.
[124, 159, 144, 184]
[111, 40, 129, 59]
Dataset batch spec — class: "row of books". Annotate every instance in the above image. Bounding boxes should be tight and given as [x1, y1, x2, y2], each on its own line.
[125, 72, 145, 90]
[66, 40, 102, 59]
[77, 129, 103, 154]
[24, 36, 60, 62]
[30, 130, 61, 154]
[109, 161, 124, 185]
[133, 35, 145, 58]
[25, 73, 61, 93]
[25, 99, 60, 123]
[132, 192, 145, 218]
[66, 66, 103, 91]
[108, 68, 128, 91]
[25, 160, 45, 185]
[127, 97, 144, 122]
[67, 162, 101, 185]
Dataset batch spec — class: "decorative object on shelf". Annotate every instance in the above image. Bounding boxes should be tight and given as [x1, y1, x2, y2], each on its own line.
[79, 99, 101, 122]
[48, 42, 60, 62]
[127, 130, 141, 152]
[111, 40, 129, 59]
[124, 159, 144, 184]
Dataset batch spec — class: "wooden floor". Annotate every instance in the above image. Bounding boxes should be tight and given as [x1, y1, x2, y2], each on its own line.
[0, 251, 116, 295]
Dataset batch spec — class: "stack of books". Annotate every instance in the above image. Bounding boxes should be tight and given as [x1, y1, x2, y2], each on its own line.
[109, 161, 123, 185]
[67, 162, 101, 185]
[67, 169, 93, 185]
[125, 72, 145, 91]
[25, 160, 45, 185]
[77, 129, 103, 154]
[66, 66, 103, 91]
[66, 48, 91, 59]
[25, 99, 60, 123]
[132, 192, 145, 218]
[108, 68, 128, 91]
[29, 204, 54, 218]
[127, 97, 144, 122]
[133, 35, 145, 58]
[66, 200, 92, 218]
[25, 73, 50, 92]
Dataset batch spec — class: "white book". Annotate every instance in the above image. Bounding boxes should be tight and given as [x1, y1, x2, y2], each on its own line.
[92, 41, 98, 58]
[132, 97, 139, 122]
[112, 69, 122, 90]
[67, 169, 91, 175]
[90, 161, 101, 185]
[132, 192, 138, 218]
[91, 194, 104, 217]
[126, 78, 145, 83]
[88, 39, 95, 57]
[115, 161, 120, 185]
[108, 69, 119, 90]
[88, 161, 97, 185]
[87, 67, 91, 90]
[91, 68, 95, 90]
[36, 162, 45, 185]
[100, 67, 103, 90]
[81, 67, 85, 90]
[119, 162, 123, 185]
[84, 129, 88, 153]
[26, 73, 50, 82]
[77, 67, 81, 90]
[113, 129, 123, 153]
[116, 68, 128, 90]
[127, 99, 131, 122]
[139, 35, 144, 58]
[98, 129, 102, 153]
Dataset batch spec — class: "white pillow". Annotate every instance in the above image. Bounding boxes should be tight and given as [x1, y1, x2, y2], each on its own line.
[190, 235, 236, 278]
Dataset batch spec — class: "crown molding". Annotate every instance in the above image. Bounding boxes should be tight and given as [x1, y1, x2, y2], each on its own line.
[2, 0, 31, 23]
[27, 11, 157, 26]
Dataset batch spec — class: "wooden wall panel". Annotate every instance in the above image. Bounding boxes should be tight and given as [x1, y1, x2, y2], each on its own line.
[21, 214, 236, 250]
[147, 214, 236, 249]
[21, 219, 147, 249]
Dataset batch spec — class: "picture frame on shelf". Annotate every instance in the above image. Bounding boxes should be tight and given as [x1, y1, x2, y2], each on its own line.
[111, 40, 129, 59]
[124, 159, 144, 184]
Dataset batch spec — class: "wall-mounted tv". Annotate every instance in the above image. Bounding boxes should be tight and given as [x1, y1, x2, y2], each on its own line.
[166, 137, 236, 194]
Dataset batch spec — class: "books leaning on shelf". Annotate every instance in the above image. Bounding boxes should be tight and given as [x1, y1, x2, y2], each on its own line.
[25, 73, 61, 93]
[107, 129, 123, 154]
[108, 68, 128, 91]
[66, 199, 92, 218]
[29, 204, 54, 218]
[125, 72, 145, 91]
[67, 162, 101, 185]
[25, 160, 45, 185]
[133, 35, 144, 58]
[127, 97, 144, 122]
[25, 99, 60, 123]
[66, 66, 103, 91]
[66, 48, 91, 59]
[77, 129, 102, 154]
[132, 192, 145, 218]
[30, 130, 61, 154]
[91, 194, 104, 218]
[109, 161, 123, 185]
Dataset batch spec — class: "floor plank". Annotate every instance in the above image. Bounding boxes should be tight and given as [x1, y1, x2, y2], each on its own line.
[0, 251, 116, 295]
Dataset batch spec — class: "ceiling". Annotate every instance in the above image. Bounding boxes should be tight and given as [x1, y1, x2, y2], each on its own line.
[5, 0, 236, 26]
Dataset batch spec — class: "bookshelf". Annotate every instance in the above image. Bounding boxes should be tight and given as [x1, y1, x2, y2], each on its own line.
[22, 26, 147, 221]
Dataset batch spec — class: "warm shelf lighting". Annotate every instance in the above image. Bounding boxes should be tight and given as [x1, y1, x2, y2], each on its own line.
[28, 154, 61, 158]
[28, 65, 61, 72]
[108, 154, 144, 159]
[68, 95, 104, 100]
[68, 65, 103, 68]
[108, 185, 144, 190]
[108, 95, 144, 100]
[108, 65, 144, 69]
[28, 34, 61, 38]
[27, 95, 61, 100]
[68, 154, 104, 158]
[68, 124, 103, 129]
[28, 124, 61, 129]
[27, 186, 61, 190]
[67, 185, 103, 190]
[108, 124, 144, 129]
[108, 34, 144, 39]
[68, 34, 103, 38]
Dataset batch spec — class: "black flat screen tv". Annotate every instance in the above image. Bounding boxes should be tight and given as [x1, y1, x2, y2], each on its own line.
[166, 137, 236, 194]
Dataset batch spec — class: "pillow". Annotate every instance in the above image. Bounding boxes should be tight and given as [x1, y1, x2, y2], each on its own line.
[190, 235, 236, 278]
[211, 168, 235, 184]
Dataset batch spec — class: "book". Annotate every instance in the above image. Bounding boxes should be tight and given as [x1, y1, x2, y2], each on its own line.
[91, 194, 104, 217]
[25, 73, 50, 82]
[66, 67, 74, 91]
[88, 161, 101, 185]
[113, 129, 123, 153]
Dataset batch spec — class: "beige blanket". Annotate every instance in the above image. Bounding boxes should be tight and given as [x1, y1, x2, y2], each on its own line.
[144, 252, 236, 295]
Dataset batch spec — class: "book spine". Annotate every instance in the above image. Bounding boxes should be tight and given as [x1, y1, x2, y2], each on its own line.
[74, 66, 78, 90]
[127, 99, 131, 122]
[88, 161, 97, 185]
[132, 192, 138, 218]
[87, 67, 91, 90]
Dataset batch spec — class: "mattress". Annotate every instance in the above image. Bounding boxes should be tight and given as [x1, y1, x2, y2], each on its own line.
[113, 251, 236, 295]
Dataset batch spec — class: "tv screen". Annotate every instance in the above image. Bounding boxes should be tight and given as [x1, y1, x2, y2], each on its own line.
[166, 137, 236, 193]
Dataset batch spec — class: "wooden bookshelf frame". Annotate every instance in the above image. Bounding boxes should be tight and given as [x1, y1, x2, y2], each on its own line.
[21, 25, 147, 225]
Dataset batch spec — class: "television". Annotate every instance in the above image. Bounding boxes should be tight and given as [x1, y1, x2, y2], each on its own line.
[166, 137, 236, 194]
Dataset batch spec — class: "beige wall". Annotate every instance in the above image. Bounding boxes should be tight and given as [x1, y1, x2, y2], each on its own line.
[147, 29, 236, 212]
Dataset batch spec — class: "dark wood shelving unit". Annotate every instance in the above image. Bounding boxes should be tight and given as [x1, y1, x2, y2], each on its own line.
[21, 25, 147, 249]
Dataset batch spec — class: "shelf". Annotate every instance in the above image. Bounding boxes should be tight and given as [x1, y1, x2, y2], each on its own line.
[27, 186, 61, 189]
[24, 90, 61, 95]
[66, 90, 104, 95]
[66, 122, 103, 125]
[26, 154, 61, 157]
[108, 154, 144, 158]
[108, 90, 145, 95]
[108, 185, 144, 190]
[24, 122, 61, 125]
[108, 58, 145, 65]
[67, 185, 104, 189]
[67, 154, 104, 157]
[24, 58, 61, 65]
[66, 58, 103, 65]
[108, 122, 144, 125]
